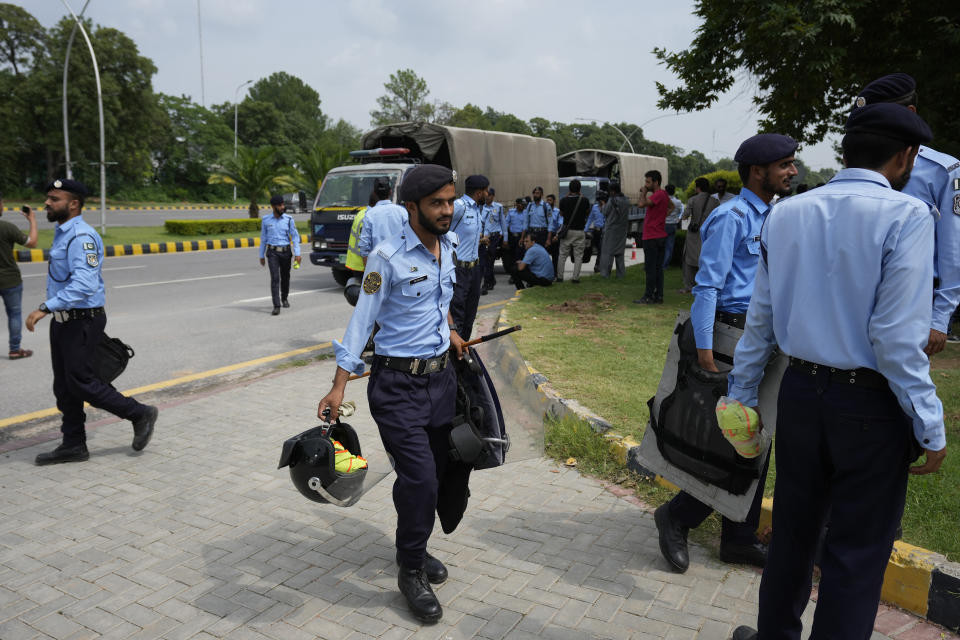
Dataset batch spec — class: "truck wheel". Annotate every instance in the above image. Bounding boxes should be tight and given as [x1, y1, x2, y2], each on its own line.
[332, 267, 351, 287]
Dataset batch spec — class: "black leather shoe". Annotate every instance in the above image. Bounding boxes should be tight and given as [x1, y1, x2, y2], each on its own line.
[271, 307, 280, 316]
[398, 566, 442, 623]
[132, 405, 158, 451]
[281, 299, 290, 308]
[633, 296, 653, 305]
[654, 504, 689, 573]
[480, 288, 489, 296]
[720, 540, 768, 568]
[396, 552, 448, 584]
[731, 625, 758, 640]
[35, 443, 89, 466]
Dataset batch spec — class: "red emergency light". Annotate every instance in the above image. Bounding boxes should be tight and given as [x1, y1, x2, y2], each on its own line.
[348, 147, 410, 158]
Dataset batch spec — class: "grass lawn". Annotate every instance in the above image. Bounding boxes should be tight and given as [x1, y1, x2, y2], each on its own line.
[506, 263, 960, 561]
[33, 222, 309, 248]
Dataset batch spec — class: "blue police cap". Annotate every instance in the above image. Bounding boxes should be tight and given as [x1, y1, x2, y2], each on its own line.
[269, 194, 284, 205]
[855, 73, 916, 108]
[734, 133, 798, 166]
[45, 178, 88, 198]
[398, 164, 455, 203]
[464, 174, 490, 190]
[844, 102, 932, 144]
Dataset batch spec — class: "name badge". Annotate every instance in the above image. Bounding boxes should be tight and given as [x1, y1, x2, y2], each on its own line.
[410, 275, 428, 285]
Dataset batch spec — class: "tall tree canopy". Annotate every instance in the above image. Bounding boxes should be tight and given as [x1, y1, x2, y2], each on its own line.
[654, 0, 960, 158]
[370, 68, 435, 125]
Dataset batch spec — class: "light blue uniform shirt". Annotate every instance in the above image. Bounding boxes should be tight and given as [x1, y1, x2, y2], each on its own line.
[548, 207, 563, 233]
[334, 221, 456, 376]
[357, 200, 407, 258]
[259, 212, 301, 258]
[521, 243, 555, 280]
[45, 215, 105, 311]
[506, 207, 526, 233]
[524, 200, 551, 229]
[482, 202, 506, 236]
[728, 168, 945, 450]
[690, 187, 769, 349]
[451, 194, 483, 262]
[586, 203, 605, 230]
[666, 196, 683, 225]
[903, 146, 960, 333]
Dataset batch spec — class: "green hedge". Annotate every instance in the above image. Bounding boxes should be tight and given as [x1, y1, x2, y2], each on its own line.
[683, 170, 742, 200]
[164, 219, 261, 235]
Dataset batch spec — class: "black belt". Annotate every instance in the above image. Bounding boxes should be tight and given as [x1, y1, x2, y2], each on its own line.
[375, 353, 449, 375]
[267, 244, 291, 252]
[456, 259, 478, 269]
[52, 307, 105, 323]
[716, 311, 747, 329]
[788, 357, 889, 390]
[529, 226, 546, 231]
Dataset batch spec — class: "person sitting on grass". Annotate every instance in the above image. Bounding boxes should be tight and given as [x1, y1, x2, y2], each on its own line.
[511, 235, 554, 289]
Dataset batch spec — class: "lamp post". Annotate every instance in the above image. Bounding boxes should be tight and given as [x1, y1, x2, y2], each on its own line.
[233, 79, 253, 202]
[575, 118, 635, 153]
[62, 0, 91, 180]
[60, 0, 107, 236]
[618, 112, 684, 152]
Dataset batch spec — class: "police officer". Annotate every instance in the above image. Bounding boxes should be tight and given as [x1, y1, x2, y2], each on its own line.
[654, 133, 798, 573]
[357, 179, 407, 266]
[853, 73, 960, 357]
[449, 174, 488, 341]
[729, 104, 946, 640]
[545, 193, 563, 278]
[26, 179, 158, 465]
[317, 164, 465, 624]
[586, 191, 607, 272]
[480, 187, 505, 295]
[505, 197, 527, 268]
[259, 194, 301, 315]
[522, 186, 551, 246]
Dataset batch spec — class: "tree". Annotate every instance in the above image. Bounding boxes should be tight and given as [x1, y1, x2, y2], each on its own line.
[0, 3, 46, 77]
[208, 146, 288, 218]
[654, 0, 960, 158]
[154, 94, 233, 199]
[370, 68, 435, 125]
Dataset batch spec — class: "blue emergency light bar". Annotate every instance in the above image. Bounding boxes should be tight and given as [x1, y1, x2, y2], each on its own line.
[348, 147, 411, 158]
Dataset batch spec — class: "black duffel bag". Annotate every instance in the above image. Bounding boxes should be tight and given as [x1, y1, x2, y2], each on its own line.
[95, 334, 135, 383]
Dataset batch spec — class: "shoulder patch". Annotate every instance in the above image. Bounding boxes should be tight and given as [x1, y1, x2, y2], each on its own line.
[85, 253, 99, 267]
[362, 272, 382, 294]
[83, 242, 95, 250]
[948, 162, 960, 173]
[953, 193, 960, 216]
[953, 177, 960, 191]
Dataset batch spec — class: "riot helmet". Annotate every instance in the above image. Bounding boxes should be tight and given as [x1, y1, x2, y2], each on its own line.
[278, 421, 368, 507]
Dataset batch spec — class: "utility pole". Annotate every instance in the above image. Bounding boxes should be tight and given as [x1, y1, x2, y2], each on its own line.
[197, 0, 206, 107]
[61, 0, 91, 180]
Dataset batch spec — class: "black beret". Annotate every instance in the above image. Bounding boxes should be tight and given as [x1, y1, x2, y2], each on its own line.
[734, 133, 798, 166]
[844, 102, 932, 144]
[487, 187, 495, 195]
[464, 174, 490, 190]
[398, 164, 455, 203]
[855, 73, 916, 108]
[45, 178, 88, 197]
[269, 194, 284, 205]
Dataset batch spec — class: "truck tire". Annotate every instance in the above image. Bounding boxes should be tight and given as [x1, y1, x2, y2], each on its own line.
[332, 267, 351, 287]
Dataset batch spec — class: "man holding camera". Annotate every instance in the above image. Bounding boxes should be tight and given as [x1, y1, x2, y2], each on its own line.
[0, 192, 38, 359]
[25, 179, 158, 465]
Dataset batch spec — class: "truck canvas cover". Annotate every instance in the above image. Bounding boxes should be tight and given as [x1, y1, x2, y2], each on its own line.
[557, 149, 669, 205]
[362, 122, 558, 204]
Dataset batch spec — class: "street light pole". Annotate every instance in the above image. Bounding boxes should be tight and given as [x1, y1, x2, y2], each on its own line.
[60, 0, 107, 236]
[61, 0, 91, 180]
[575, 118, 635, 153]
[619, 113, 682, 152]
[233, 79, 253, 202]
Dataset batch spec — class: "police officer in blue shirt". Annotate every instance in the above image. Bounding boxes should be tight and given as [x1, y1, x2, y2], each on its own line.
[480, 188, 505, 295]
[523, 186, 551, 246]
[853, 73, 960, 355]
[318, 164, 465, 625]
[505, 197, 527, 266]
[545, 193, 563, 278]
[259, 194, 301, 315]
[449, 174, 488, 340]
[511, 235, 555, 289]
[25, 180, 158, 465]
[586, 192, 607, 272]
[729, 104, 947, 640]
[357, 179, 407, 265]
[654, 133, 798, 574]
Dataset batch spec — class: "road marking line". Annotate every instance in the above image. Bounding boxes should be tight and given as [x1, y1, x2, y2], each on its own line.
[233, 287, 339, 303]
[113, 273, 245, 289]
[23, 265, 147, 278]
[478, 299, 511, 311]
[0, 341, 334, 430]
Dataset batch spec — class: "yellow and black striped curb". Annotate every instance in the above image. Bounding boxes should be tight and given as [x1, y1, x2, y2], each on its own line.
[14, 234, 310, 263]
[492, 301, 960, 630]
[3, 205, 248, 212]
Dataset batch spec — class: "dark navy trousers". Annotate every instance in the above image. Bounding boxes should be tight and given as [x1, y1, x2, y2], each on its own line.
[451, 264, 482, 341]
[50, 314, 145, 446]
[481, 234, 501, 289]
[368, 363, 456, 569]
[757, 366, 913, 639]
[266, 246, 292, 308]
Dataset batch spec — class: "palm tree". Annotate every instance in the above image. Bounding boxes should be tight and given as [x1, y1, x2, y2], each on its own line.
[209, 146, 289, 218]
[287, 145, 348, 197]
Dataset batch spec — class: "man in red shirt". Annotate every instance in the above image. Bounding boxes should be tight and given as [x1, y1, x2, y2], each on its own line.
[634, 170, 673, 304]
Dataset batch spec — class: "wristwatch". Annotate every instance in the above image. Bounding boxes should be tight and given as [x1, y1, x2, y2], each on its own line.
[38, 303, 50, 313]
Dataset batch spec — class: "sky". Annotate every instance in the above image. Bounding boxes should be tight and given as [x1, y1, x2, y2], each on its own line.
[23, 0, 841, 171]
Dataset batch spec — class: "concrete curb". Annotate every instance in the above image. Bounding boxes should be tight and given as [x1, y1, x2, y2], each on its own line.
[14, 233, 309, 263]
[493, 300, 960, 630]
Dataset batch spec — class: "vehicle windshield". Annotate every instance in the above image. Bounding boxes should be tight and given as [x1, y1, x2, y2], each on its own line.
[315, 170, 402, 208]
[559, 179, 600, 202]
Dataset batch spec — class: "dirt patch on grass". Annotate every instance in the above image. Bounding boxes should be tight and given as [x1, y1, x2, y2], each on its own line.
[545, 294, 621, 333]
[930, 349, 960, 371]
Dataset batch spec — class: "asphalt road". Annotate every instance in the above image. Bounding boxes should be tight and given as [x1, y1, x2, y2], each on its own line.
[3, 206, 308, 231]
[1, 247, 517, 421]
